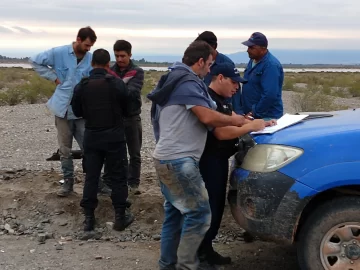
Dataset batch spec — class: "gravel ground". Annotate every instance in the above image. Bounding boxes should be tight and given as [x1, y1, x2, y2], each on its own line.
[0, 91, 359, 270]
[1, 92, 360, 171]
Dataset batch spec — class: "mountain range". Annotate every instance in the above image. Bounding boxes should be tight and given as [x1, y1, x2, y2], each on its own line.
[132, 50, 360, 65]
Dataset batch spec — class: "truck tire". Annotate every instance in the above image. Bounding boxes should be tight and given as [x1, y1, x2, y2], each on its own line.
[297, 196, 360, 270]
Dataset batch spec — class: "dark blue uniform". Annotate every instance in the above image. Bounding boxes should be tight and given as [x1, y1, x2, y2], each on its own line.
[198, 87, 238, 264]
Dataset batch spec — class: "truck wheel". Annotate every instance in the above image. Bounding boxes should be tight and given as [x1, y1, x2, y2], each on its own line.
[297, 196, 360, 270]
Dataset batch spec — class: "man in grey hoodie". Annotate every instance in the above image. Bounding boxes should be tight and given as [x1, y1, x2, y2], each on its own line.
[148, 41, 246, 270]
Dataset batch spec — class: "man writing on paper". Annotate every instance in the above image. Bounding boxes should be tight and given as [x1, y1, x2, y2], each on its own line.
[198, 62, 267, 266]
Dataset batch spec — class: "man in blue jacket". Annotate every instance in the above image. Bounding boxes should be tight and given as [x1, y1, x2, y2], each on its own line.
[240, 32, 284, 120]
[195, 31, 244, 114]
[30, 27, 97, 197]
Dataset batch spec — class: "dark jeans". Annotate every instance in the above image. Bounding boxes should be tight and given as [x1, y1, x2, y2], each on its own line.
[80, 129, 128, 212]
[103, 115, 142, 188]
[199, 154, 229, 252]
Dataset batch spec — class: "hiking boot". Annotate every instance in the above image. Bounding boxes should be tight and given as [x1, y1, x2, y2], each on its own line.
[198, 261, 218, 270]
[98, 178, 112, 196]
[199, 248, 231, 265]
[83, 209, 95, 231]
[113, 209, 135, 231]
[57, 178, 74, 197]
[129, 185, 141, 195]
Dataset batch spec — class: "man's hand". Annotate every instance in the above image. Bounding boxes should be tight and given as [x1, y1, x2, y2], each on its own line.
[265, 119, 277, 127]
[250, 119, 266, 131]
[230, 114, 246, 127]
[55, 78, 61, 85]
[244, 112, 254, 120]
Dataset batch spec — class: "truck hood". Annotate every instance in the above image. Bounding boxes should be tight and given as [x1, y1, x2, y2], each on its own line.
[253, 109, 360, 147]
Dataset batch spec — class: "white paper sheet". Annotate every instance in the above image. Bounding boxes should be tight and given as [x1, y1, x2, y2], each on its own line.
[251, 113, 309, 135]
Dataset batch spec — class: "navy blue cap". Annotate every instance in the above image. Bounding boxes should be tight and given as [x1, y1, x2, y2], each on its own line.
[242, 32, 268, 47]
[210, 62, 247, 83]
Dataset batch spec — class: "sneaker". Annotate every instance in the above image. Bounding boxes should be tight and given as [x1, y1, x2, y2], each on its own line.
[57, 178, 74, 197]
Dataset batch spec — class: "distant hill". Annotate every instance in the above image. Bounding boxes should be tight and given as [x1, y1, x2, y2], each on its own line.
[227, 50, 360, 65]
[2, 50, 360, 66]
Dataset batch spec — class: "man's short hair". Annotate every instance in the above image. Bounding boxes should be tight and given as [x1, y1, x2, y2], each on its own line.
[113, 40, 132, 55]
[195, 31, 217, 49]
[91, 49, 110, 66]
[182, 41, 214, 67]
[77, 26, 97, 43]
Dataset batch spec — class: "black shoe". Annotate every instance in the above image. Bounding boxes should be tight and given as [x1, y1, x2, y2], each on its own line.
[57, 178, 74, 197]
[199, 248, 231, 265]
[83, 210, 95, 231]
[113, 210, 134, 231]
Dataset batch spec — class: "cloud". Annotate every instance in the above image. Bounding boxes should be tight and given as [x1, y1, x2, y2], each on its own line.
[0, 0, 359, 30]
[0, 26, 13, 33]
[0, 0, 360, 55]
[12, 26, 32, 34]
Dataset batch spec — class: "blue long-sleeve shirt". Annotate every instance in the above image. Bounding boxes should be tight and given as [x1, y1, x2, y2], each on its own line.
[29, 44, 92, 119]
[239, 51, 284, 119]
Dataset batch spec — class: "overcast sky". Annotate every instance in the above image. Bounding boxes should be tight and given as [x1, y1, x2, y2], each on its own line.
[1, 0, 360, 57]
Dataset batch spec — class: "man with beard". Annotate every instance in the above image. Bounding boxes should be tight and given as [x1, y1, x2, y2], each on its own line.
[100, 40, 144, 197]
[240, 32, 284, 120]
[30, 26, 97, 197]
[147, 41, 247, 270]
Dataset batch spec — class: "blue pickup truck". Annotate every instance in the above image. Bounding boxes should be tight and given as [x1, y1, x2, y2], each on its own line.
[228, 109, 360, 270]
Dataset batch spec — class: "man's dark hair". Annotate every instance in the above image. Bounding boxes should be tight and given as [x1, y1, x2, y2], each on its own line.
[113, 40, 132, 55]
[91, 49, 110, 66]
[195, 31, 217, 50]
[182, 41, 214, 66]
[77, 26, 97, 43]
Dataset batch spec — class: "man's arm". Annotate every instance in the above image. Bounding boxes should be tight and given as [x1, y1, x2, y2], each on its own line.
[114, 78, 130, 118]
[125, 67, 144, 99]
[252, 64, 282, 117]
[213, 119, 266, 140]
[71, 83, 84, 118]
[29, 48, 58, 83]
[190, 106, 245, 127]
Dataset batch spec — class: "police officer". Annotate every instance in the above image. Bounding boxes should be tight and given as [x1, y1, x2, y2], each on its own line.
[198, 62, 268, 266]
[71, 49, 134, 232]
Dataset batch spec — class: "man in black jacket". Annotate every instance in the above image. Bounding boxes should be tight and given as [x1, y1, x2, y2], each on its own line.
[71, 49, 134, 231]
[108, 40, 144, 195]
[198, 62, 272, 266]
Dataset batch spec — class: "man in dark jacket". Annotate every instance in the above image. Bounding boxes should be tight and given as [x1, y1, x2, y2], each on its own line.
[108, 40, 144, 195]
[195, 31, 244, 115]
[71, 49, 134, 232]
[197, 62, 270, 266]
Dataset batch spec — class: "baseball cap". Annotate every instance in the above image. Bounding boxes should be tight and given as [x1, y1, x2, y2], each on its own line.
[210, 62, 247, 83]
[242, 32, 268, 47]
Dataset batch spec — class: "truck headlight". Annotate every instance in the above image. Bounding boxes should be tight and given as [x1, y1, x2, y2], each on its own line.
[240, 144, 303, 173]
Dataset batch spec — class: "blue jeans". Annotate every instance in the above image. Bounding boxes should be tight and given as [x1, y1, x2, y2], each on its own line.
[154, 157, 211, 270]
[55, 116, 85, 179]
